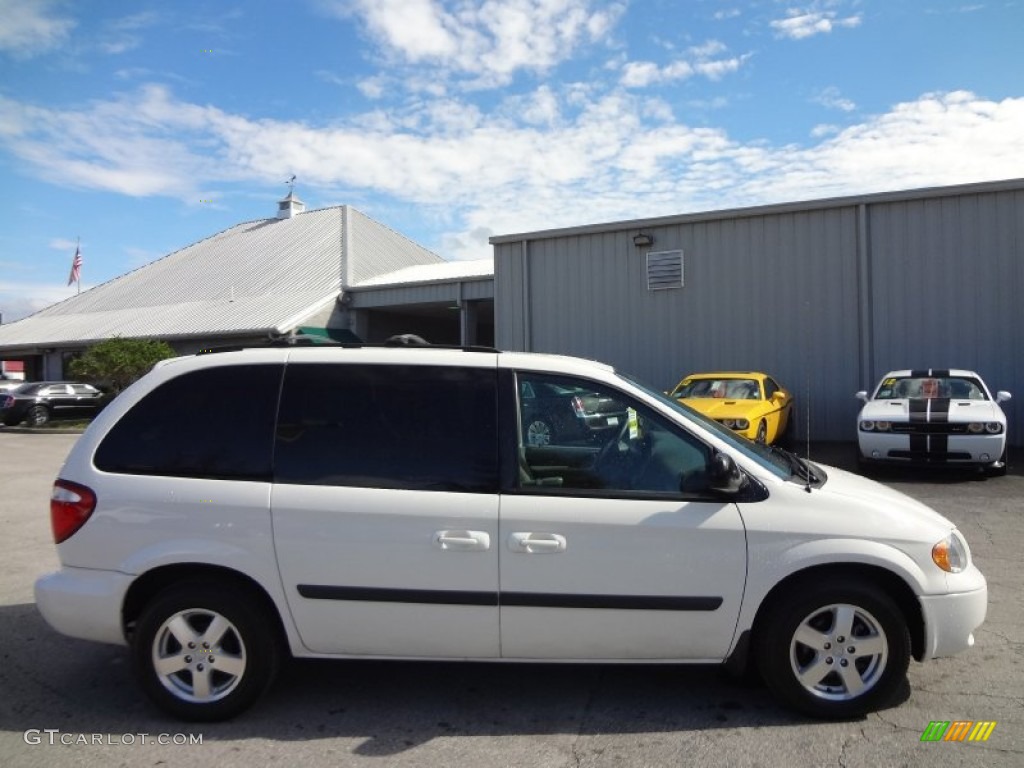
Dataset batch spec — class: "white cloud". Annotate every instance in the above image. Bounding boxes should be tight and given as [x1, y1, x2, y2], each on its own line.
[0, 280, 82, 322]
[619, 43, 750, 89]
[0, 0, 75, 58]
[620, 61, 663, 88]
[356, 76, 388, 99]
[517, 85, 562, 126]
[49, 238, 80, 252]
[1, 85, 1022, 267]
[814, 86, 856, 112]
[331, 0, 625, 88]
[688, 40, 727, 58]
[770, 9, 862, 40]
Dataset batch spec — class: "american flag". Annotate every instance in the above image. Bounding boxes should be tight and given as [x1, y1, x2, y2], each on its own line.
[67, 246, 82, 286]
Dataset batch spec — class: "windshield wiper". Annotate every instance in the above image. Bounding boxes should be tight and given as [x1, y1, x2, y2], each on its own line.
[769, 445, 819, 486]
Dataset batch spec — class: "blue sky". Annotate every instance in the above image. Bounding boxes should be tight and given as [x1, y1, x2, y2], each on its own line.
[1, 0, 1022, 322]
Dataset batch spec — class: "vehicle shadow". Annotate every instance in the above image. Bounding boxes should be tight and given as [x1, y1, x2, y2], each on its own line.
[0, 603, 910, 752]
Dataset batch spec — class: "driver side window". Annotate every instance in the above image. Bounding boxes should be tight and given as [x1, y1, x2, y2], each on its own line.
[516, 373, 710, 496]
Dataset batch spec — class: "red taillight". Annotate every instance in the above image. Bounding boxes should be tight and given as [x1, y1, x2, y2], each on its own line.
[50, 479, 97, 544]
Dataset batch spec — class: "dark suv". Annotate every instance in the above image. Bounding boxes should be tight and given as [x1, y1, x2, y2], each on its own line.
[1, 381, 105, 427]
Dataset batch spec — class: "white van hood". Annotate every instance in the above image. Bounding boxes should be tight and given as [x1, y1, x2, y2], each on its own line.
[820, 465, 952, 526]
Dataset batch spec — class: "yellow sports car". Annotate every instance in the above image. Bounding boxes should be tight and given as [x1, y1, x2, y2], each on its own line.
[668, 371, 793, 444]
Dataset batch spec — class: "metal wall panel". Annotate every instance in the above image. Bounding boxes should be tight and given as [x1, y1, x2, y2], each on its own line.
[351, 279, 493, 308]
[496, 181, 1024, 444]
[868, 190, 1024, 444]
[498, 208, 861, 440]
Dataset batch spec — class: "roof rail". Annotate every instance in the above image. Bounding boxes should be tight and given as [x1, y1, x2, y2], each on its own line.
[196, 340, 501, 355]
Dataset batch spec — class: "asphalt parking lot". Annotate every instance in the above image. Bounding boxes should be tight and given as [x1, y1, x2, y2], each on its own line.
[1, 431, 1022, 768]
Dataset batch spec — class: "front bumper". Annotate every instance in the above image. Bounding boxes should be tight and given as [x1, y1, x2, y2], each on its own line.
[858, 431, 1005, 465]
[35, 567, 133, 646]
[919, 581, 988, 660]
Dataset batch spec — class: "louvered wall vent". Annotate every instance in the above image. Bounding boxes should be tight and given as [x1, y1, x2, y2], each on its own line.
[646, 250, 684, 290]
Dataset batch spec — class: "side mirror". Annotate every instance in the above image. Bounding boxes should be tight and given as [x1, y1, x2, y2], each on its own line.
[708, 451, 745, 494]
[855, 391, 868, 403]
[997, 391, 1012, 403]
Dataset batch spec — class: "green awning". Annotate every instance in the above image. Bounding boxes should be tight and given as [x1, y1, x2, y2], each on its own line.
[296, 326, 363, 344]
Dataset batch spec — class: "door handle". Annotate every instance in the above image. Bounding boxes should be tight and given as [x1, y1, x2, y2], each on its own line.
[433, 530, 491, 551]
[509, 532, 567, 554]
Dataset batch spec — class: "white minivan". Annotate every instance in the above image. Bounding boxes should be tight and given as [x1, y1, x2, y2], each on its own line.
[36, 345, 988, 721]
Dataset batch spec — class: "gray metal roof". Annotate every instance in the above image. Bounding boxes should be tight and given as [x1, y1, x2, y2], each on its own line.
[346, 207, 444, 284]
[0, 205, 444, 350]
[489, 177, 1024, 244]
[354, 258, 493, 288]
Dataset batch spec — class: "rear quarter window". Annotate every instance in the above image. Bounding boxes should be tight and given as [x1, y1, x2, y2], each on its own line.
[94, 364, 282, 480]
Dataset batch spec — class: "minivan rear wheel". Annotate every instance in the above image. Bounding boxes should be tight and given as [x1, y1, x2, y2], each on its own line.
[133, 582, 279, 721]
[755, 580, 910, 718]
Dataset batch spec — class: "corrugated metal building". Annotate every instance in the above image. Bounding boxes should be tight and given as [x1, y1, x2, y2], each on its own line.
[491, 178, 1024, 443]
[0, 194, 494, 378]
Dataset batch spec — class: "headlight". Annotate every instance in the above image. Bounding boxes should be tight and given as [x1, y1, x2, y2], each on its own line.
[874, 421, 891, 431]
[860, 420, 875, 431]
[967, 422, 984, 433]
[734, 418, 749, 430]
[721, 419, 735, 428]
[985, 422, 1002, 434]
[932, 532, 970, 573]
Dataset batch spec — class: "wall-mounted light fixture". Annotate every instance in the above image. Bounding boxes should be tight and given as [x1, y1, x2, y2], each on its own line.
[633, 232, 654, 248]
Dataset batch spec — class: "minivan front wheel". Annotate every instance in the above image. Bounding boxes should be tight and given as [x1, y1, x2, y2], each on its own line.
[755, 580, 910, 719]
[133, 582, 279, 721]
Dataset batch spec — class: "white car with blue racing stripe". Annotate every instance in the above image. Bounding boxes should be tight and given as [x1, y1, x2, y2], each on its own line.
[856, 369, 1011, 475]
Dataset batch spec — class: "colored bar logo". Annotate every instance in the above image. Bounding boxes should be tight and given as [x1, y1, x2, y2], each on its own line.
[921, 721, 996, 742]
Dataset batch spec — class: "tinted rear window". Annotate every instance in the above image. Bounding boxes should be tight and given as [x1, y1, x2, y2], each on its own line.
[274, 363, 498, 492]
[95, 364, 282, 480]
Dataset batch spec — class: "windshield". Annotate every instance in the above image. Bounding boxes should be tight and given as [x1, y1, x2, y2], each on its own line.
[874, 375, 987, 400]
[625, 374, 792, 479]
[672, 377, 760, 400]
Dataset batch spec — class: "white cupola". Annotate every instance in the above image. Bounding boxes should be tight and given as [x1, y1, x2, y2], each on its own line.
[277, 190, 305, 219]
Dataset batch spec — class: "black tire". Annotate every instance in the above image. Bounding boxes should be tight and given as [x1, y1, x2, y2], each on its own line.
[756, 420, 768, 444]
[985, 449, 1008, 477]
[755, 579, 910, 719]
[778, 413, 797, 450]
[27, 405, 50, 427]
[855, 445, 874, 476]
[133, 581, 280, 722]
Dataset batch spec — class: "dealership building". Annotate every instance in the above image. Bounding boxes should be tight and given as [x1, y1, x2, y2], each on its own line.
[491, 178, 1023, 443]
[1, 178, 1021, 443]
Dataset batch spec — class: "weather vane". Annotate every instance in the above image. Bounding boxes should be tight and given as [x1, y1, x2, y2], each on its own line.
[287, 175, 296, 193]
